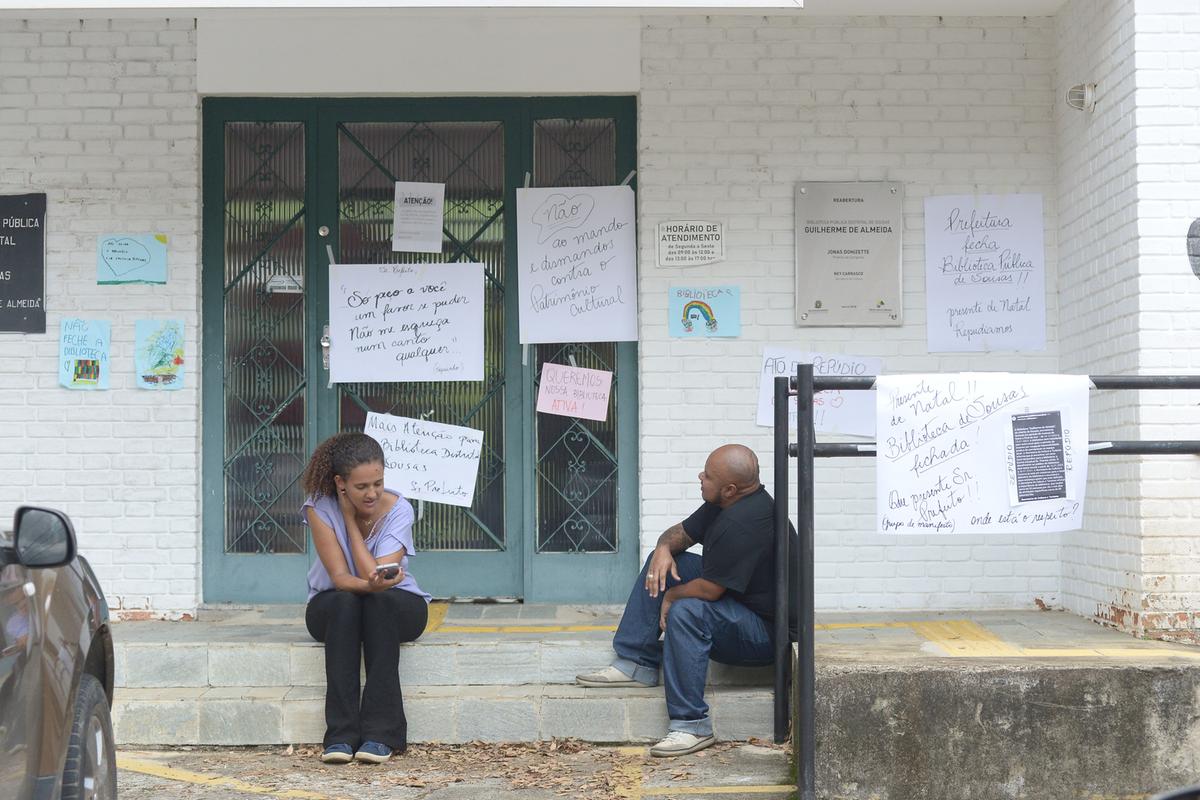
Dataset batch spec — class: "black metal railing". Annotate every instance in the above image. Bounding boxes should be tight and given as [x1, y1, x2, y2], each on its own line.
[773, 368, 1200, 800]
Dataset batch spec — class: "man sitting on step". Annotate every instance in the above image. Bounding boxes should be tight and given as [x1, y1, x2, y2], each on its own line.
[576, 443, 797, 758]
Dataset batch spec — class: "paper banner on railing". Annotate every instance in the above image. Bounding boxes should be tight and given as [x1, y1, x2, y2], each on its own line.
[875, 373, 1088, 535]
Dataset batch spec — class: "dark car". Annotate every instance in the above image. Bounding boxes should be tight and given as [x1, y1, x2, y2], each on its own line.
[1, 506, 115, 799]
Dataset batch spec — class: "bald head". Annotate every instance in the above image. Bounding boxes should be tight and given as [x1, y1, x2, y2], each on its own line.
[699, 444, 762, 507]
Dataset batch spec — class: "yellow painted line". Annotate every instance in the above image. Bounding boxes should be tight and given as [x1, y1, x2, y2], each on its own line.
[641, 786, 795, 796]
[1091, 647, 1200, 660]
[438, 624, 618, 634]
[816, 621, 912, 631]
[910, 619, 1024, 658]
[117, 756, 346, 800]
[423, 601, 450, 633]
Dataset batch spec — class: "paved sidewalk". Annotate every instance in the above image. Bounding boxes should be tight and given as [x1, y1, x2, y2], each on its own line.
[117, 741, 794, 800]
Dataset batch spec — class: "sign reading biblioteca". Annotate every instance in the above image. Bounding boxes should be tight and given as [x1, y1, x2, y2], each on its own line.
[0, 193, 47, 333]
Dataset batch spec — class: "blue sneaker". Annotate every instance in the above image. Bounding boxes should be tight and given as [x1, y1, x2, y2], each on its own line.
[320, 743, 354, 764]
[354, 741, 393, 764]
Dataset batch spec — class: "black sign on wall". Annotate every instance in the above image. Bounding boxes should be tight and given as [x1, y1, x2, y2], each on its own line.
[0, 193, 47, 334]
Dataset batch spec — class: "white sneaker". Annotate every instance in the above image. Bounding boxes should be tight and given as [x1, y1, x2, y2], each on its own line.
[649, 730, 716, 757]
[575, 665, 651, 687]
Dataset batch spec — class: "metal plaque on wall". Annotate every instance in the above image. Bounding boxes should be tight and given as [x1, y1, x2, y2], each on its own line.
[0, 193, 47, 333]
[795, 182, 902, 327]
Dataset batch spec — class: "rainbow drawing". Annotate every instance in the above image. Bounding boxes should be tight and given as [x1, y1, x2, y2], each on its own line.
[681, 300, 718, 333]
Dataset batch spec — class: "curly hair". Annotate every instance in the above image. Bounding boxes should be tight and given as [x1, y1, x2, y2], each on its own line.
[301, 432, 386, 499]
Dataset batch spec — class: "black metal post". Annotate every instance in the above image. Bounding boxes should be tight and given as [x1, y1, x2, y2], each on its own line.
[796, 364, 816, 800]
[773, 376, 790, 744]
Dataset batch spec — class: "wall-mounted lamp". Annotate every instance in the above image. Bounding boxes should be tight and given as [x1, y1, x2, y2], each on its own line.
[1066, 83, 1098, 112]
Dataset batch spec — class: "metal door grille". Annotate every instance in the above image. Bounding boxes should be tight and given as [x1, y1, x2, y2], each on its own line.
[533, 118, 621, 554]
[335, 121, 507, 551]
[222, 121, 308, 554]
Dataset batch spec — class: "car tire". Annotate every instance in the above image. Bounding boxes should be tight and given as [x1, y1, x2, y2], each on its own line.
[61, 673, 117, 800]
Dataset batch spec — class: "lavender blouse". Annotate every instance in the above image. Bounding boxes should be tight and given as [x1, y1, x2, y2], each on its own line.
[303, 489, 431, 603]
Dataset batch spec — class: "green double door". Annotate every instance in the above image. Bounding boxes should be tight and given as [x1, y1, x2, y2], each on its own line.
[201, 97, 638, 604]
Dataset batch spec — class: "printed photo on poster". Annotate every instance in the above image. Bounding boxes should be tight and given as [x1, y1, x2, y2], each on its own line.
[59, 318, 110, 390]
[1007, 410, 1070, 505]
[97, 234, 168, 285]
[134, 319, 185, 390]
[668, 286, 740, 338]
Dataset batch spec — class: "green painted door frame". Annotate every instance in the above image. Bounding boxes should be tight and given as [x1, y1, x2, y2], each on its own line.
[202, 96, 638, 604]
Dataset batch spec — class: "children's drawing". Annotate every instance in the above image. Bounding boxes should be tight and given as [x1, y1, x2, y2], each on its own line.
[667, 286, 740, 338]
[98, 234, 168, 284]
[681, 300, 718, 333]
[134, 319, 185, 390]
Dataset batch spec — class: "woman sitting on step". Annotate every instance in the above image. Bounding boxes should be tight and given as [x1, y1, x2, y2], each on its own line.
[301, 432, 430, 765]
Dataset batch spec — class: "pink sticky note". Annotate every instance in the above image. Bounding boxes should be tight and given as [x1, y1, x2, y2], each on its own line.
[536, 363, 613, 422]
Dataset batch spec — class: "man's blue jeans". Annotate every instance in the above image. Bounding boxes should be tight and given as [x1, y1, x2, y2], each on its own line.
[610, 552, 773, 737]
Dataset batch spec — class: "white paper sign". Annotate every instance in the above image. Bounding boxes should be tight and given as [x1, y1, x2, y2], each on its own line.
[365, 412, 482, 507]
[656, 220, 724, 268]
[517, 185, 637, 344]
[392, 181, 445, 253]
[924, 193, 1046, 352]
[329, 262, 484, 383]
[755, 347, 882, 436]
[875, 373, 1088, 535]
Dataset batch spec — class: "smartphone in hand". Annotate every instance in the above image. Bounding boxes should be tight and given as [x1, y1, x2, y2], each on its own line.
[373, 563, 400, 580]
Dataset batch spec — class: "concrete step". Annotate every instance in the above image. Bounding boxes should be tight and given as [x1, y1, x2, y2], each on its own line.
[109, 604, 775, 746]
[111, 685, 775, 746]
[112, 636, 773, 690]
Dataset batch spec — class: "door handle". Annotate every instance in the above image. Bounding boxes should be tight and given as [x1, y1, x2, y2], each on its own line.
[320, 325, 330, 371]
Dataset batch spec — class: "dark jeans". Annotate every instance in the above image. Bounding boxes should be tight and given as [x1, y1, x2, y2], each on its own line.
[611, 552, 773, 736]
[305, 588, 428, 752]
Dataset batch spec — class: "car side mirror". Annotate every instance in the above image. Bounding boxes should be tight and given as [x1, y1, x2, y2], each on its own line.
[1152, 786, 1200, 800]
[13, 506, 76, 568]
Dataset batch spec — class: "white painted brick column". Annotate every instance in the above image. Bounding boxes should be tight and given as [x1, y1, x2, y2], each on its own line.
[0, 17, 201, 617]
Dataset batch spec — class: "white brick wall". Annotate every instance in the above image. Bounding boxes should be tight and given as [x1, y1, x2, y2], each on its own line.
[1053, 1, 1144, 632]
[638, 14, 1065, 610]
[0, 17, 200, 617]
[1129, 0, 1200, 642]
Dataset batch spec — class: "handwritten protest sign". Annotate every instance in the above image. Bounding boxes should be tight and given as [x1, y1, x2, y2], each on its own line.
[365, 412, 483, 507]
[536, 363, 613, 421]
[59, 318, 110, 390]
[875, 373, 1088, 535]
[97, 234, 167, 284]
[329, 263, 483, 383]
[517, 185, 637, 344]
[924, 194, 1046, 352]
[756, 347, 882, 436]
